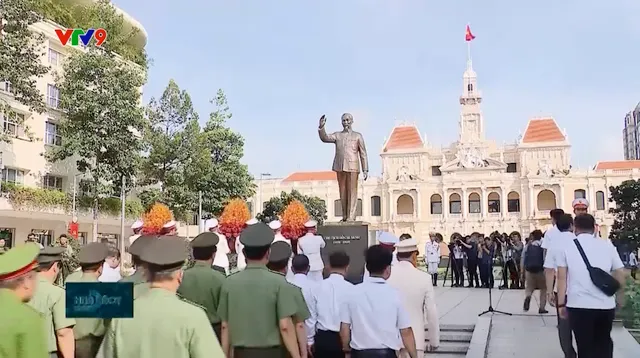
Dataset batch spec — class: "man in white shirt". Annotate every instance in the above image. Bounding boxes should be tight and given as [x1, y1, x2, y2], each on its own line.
[340, 245, 418, 358]
[556, 213, 626, 358]
[313, 251, 353, 358]
[98, 246, 122, 282]
[298, 220, 326, 282]
[206, 218, 230, 275]
[543, 212, 576, 358]
[271, 219, 294, 281]
[288, 254, 317, 355]
[630, 249, 638, 280]
[425, 233, 441, 287]
[364, 231, 399, 280]
[388, 238, 440, 357]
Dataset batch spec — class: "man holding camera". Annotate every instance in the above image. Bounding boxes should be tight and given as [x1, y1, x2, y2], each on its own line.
[458, 234, 481, 288]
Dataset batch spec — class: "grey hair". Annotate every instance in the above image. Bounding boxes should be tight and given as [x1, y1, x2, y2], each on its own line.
[341, 113, 353, 121]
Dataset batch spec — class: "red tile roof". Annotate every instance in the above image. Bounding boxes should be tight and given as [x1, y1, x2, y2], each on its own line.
[383, 125, 423, 152]
[594, 160, 640, 170]
[282, 171, 337, 182]
[522, 118, 565, 143]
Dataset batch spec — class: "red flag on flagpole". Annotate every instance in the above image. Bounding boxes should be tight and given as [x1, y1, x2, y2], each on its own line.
[465, 25, 475, 42]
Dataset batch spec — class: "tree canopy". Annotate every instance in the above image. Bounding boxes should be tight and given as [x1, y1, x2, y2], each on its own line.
[608, 179, 640, 249]
[258, 190, 328, 225]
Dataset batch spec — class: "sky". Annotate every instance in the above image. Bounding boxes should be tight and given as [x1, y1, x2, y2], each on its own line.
[113, 0, 640, 178]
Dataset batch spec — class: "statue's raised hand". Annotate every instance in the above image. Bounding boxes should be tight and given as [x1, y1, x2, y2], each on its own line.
[319, 115, 326, 128]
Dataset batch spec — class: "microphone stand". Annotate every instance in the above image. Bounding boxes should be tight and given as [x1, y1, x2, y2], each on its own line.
[479, 243, 511, 317]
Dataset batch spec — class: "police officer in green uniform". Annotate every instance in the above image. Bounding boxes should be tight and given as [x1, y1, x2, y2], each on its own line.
[119, 235, 155, 298]
[217, 223, 302, 358]
[0, 243, 49, 358]
[177, 232, 226, 341]
[97, 237, 225, 358]
[29, 246, 76, 358]
[66, 242, 110, 358]
[268, 241, 311, 358]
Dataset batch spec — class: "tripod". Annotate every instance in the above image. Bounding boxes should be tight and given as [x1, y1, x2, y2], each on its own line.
[479, 247, 511, 317]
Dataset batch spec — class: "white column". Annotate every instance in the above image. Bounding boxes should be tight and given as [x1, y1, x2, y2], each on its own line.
[443, 187, 449, 219]
[501, 187, 507, 218]
[388, 190, 394, 219]
[481, 187, 488, 217]
[462, 188, 468, 218]
[520, 184, 527, 219]
[528, 185, 535, 216]
[559, 185, 565, 211]
[415, 191, 421, 219]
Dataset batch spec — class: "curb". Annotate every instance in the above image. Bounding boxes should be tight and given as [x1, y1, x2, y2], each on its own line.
[465, 316, 492, 358]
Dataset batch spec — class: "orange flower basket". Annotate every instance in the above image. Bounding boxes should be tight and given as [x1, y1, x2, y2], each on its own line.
[142, 203, 173, 235]
[219, 198, 251, 253]
[281, 200, 310, 254]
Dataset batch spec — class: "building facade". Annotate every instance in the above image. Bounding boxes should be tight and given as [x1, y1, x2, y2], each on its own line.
[623, 102, 640, 160]
[0, 3, 147, 248]
[250, 57, 640, 253]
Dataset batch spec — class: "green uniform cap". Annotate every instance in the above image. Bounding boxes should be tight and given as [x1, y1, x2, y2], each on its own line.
[0, 243, 40, 280]
[268, 241, 292, 263]
[239, 222, 274, 247]
[37, 246, 66, 265]
[139, 238, 187, 273]
[128, 235, 157, 257]
[78, 242, 109, 265]
[190, 232, 219, 248]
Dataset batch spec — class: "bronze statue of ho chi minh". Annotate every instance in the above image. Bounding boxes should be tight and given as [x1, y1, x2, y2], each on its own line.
[318, 113, 369, 222]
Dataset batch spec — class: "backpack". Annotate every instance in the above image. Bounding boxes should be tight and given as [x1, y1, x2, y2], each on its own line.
[524, 243, 544, 273]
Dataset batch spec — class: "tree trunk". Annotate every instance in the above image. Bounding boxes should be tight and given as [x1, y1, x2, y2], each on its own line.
[92, 196, 99, 242]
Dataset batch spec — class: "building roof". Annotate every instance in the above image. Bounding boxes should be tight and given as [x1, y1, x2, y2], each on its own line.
[383, 124, 424, 152]
[594, 160, 640, 170]
[521, 118, 566, 143]
[282, 171, 337, 182]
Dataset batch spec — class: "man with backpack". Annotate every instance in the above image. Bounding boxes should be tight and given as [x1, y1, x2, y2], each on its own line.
[521, 230, 548, 313]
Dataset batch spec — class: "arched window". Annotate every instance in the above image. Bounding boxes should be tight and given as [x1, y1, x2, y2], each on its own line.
[596, 191, 605, 210]
[467, 83, 473, 92]
[396, 195, 414, 215]
[370, 196, 381, 216]
[449, 193, 462, 214]
[574, 189, 586, 199]
[468, 193, 481, 213]
[488, 192, 500, 213]
[430, 194, 442, 215]
[334, 199, 342, 217]
[507, 191, 520, 212]
[537, 190, 557, 211]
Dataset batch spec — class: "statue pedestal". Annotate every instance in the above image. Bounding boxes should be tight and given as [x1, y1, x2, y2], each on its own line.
[318, 222, 369, 284]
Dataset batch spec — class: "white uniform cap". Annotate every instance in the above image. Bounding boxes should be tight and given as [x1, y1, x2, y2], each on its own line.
[572, 198, 589, 208]
[303, 220, 317, 228]
[163, 220, 176, 229]
[246, 218, 259, 225]
[268, 220, 282, 230]
[396, 238, 418, 253]
[378, 231, 399, 246]
[205, 218, 219, 230]
[131, 220, 143, 230]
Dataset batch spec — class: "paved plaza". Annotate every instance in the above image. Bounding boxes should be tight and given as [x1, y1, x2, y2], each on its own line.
[433, 285, 640, 357]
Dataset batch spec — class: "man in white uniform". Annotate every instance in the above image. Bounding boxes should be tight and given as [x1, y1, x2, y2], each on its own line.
[298, 220, 326, 281]
[364, 231, 398, 279]
[206, 218, 230, 275]
[340, 245, 418, 358]
[388, 238, 440, 357]
[425, 234, 441, 286]
[123, 220, 143, 275]
[270, 219, 294, 281]
[161, 220, 177, 235]
[288, 254, 317, 353]
[235, 218, 259, 270]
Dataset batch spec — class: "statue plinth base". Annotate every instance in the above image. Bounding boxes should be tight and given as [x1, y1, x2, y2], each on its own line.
[318, 221, 369, 284]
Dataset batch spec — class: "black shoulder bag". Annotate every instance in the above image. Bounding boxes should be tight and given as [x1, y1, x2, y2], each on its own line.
[573, 239, 620, 297]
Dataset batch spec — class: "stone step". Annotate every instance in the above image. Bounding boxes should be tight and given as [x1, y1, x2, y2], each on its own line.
[427, 324, 475, 332]
[429, 341, 469, 354]
[424, 352, 466, 357]
[427, 331, 473, 343]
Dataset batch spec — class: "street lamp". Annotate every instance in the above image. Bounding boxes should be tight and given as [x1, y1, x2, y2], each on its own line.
[258, 173, 271, 213]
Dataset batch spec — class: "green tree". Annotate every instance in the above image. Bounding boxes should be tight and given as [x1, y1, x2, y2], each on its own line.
[0, 0, 49, 141]
[608, 179, 640, 249]
[47, 48, 146, 241]
[258, 190, 328, 225]
[196, 89, 255, 215]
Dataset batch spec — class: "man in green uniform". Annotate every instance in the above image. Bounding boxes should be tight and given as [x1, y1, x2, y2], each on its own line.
[217, 223, 301, 358]
[177, 232, 226, 341]
[0, 243, 49, 358]
[29, 246, 76, 358]
[97, 237, 225, 358]
[268, 241, 311, 358]
[119, 235, 155, 298]
[66, 242, 110, 358]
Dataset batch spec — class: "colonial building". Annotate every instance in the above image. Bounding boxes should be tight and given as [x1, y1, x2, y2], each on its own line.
[250, 55, 640, 251]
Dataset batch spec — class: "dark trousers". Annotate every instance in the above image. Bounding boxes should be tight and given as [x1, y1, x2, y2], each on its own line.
[631, 267, 637, 280]
[554, 293, 576, 358]
[75, 336, 103, 358]
[212, 322, 222, 342]
[234, 347, 285, 358]
[501, 260, 517, 287]
[314, 329, 344, 358]
[453, 258, 464, 286]
[352, 348, 396, 358]
[480, 262, 494, 287]
[568, 307, 615, 358]
[467, 259, 479, 286]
